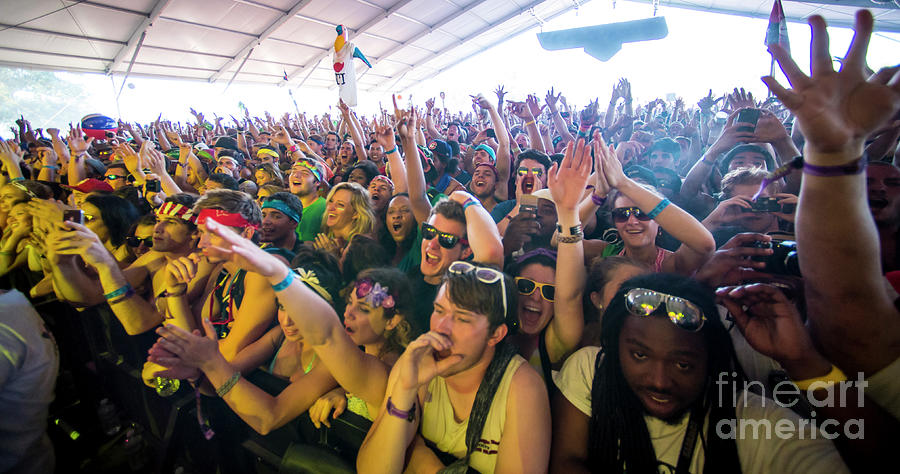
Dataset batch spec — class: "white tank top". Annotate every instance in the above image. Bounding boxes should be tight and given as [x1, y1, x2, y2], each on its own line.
[420, 355, 526, 473]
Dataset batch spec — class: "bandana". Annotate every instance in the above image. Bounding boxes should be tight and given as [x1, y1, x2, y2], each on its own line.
[261, 199, 301, 223]
[195, 208, 259, 229]
[156, 201, 196, 223]
[293, 160, 323, 182]
[370, 175, 394, 189]
[257, 148, 279, 160]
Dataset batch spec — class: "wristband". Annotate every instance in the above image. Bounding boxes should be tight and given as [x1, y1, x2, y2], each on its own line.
[591, 193, 607, 206]
[384, 146, 397, 155]
[108, 287, 136, 305]
[42, 165, 59, 170]
[386, 397, 416, 422]
[793, 365, 847, 391]
[646, 198, 671, 220]
[802, 156, 866, 177]
[556, 223, 583, 236]
[216, 372, 241, 397]
[524, 120, 536, 127]
[104, 284, 133, 301]
[9, 177, 24, 182]
[271, 269, 295, 292]
[557, 234, 583, 244]
[462, 199, 481, 211]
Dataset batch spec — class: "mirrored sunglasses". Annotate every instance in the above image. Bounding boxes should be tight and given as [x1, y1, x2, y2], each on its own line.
[422, 223, 468, 249]
[624, 288, 706, 332]
[611, 206, 652, 223]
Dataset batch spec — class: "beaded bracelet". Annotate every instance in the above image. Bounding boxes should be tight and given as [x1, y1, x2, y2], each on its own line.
[216, 372, 241, 397]
[271, 269, 295, 292]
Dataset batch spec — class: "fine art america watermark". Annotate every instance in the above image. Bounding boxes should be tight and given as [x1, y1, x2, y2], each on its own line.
[714, 371, 867, 440]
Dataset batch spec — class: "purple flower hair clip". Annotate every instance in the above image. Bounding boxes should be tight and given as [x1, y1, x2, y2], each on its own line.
[355, 278, 395, 310]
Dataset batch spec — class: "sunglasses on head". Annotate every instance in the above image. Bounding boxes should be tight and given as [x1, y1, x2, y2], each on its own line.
[517, 167, 544, 177]
[126, 236, 153, 248]
[611, 206, 652, 223]
[515, 277, 554, 302]
[624, 288, 706, 332]
[422, 223, 468, 249]
[447, 261, 509, 326]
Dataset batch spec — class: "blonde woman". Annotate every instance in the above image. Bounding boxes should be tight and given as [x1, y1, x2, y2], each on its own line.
[314, 181, 375, 256]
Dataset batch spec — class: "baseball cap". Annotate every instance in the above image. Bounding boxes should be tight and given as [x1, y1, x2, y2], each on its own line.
[63, 178, 114, 193]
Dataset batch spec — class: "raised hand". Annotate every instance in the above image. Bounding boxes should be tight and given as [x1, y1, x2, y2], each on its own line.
[494, 85, 506, 106]
[763, 10, 900, 158]
[697, 89, 723, 113]
[725, 87, 756, 112]
[395, 332, 464, 393]
[591, 138, 615, 197]
[545, 87, 561, 110]
[68, 127, 93, 156]
[202, 218, 287, 278]
[425, 97, 435, 111]
[548, 139, 592, 211]
[526, 94, 545, 118]
[579, 99, 601, 127]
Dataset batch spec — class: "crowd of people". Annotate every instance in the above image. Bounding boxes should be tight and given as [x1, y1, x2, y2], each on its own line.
[1, 9, 899, 473]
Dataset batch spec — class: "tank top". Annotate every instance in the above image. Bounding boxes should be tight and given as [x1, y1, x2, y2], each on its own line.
[420, 355, 526, 474]
[619, 246, 672, 273]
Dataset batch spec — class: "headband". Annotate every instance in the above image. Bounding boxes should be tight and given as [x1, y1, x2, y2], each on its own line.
[294, 267, 333, 304]
[261, 199, 301, 222]
[474, 162, 500, 179]
[257, 148, 279, 160]
[195, 208, 259, 229]
[155, 201, 196, 223]
[370, 175, 394, 189]
[515, 247, 558, 264]
[294, 160, 323, 182]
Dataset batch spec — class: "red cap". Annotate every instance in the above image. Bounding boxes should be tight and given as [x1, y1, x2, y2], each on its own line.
[63, 178, 114, 193]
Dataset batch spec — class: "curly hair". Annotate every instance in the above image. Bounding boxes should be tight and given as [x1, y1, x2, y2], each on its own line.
[352, 267, 416, 359]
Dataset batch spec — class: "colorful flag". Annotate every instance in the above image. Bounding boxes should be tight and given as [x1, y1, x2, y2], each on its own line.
[283, 69, 289, 81]
[765, 0, 791, 53]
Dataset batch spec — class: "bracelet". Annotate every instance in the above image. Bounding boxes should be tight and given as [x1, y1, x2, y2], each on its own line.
[386, 397, 416, 422]
[107, 287, 136, 305]
[462, 199, 481, 211]
[42, 165, 59, 170]
[216, 372, 241, 397]
[793, 365, 847, 391]
[802, 156, 866, 177]
[646, 198, 671, 220]
[104, 284, 133, 301]
[556, 223, 583, 236]
[384, 146, 397, 155]
[9, 177, 24, 182]
[271, 269, 295, 292]
[524, 120, 536, 127]
[557, 234, 583, 244]
[591, 193, 607, 206]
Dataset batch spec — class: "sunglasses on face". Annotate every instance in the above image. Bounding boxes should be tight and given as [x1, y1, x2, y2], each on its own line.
[624, 288, 706, 332]
[83, 213, 96, 222]
[515, 277, 554, 302]
[611, 206, 652, 223]
[422, 223, 468, 249]
[517, 167, 544, 177]
[126, 236, 153, 248]
[447, 261, 509, 325]
[105, 174, 127, 181]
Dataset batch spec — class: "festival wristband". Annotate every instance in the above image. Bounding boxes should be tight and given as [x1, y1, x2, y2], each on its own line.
[462, 199, 481, 211]
[384, 146, 397, 155]
[802, 156, 866, 177]
[386, 397, 416, 422]
[104, 284, 133, 301]
[524, 120, 536, 127]
[10, 177, 24, 182]
[646, 198, 671, 220]
[793, 365, 847, 391]
[271, 269, 295, 292]
[42, 165, 59, 170]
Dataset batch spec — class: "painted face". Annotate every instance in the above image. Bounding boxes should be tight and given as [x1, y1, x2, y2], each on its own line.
[104, 168, 129, 190]
[867, 164, 900, 225]
[153, 216, 196, 254]
[343, 289, 389, 346]
[386, 195, 414, 243]
[469, 166, 497, 199]
[516, 263, 555, 336]
[289, 163, 318, 197]
[613, 195, 660, 250]
[429, 283, 500, 377]
[0, 184, 26, 213]
[325, 189, 355, 232]
[619, 311, 708, 422]
[420, 214, 470, 283]
[348, 168, 368, 187]
[260, 208, 297, 244]
[368, 179, 393, 212]
[728, 152, 767, 172]
[515, 158, 547, 195]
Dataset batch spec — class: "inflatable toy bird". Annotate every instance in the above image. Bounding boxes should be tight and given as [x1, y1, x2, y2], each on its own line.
[333, 25, 372, 107]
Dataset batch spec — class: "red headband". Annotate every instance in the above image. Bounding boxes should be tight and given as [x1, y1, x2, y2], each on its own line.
[195, 208, 259, 229]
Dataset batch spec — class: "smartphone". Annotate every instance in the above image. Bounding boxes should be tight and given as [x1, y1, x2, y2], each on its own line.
[486, 128, 496, 139]
[145, 180, 161, 193]
[736, 108, 760, 133]
[63, 209, 84, 225]
[519, 194, 538, 215]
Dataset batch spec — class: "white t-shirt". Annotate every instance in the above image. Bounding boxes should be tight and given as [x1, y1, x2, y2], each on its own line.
[865, 354, 900, 421]
[556, 346, 849, 474]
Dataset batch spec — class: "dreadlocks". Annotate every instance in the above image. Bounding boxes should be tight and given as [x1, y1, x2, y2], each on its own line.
[587, 273, 744, 473]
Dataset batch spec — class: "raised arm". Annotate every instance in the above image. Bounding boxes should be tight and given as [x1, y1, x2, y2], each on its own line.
[479, 94, 512, 195]
[398, 102, 433, 224]
[374, 122, 407, 194]
[547, 88, 575, 147]
[424, 98, 444, 140]
[764, 9, 900, 376]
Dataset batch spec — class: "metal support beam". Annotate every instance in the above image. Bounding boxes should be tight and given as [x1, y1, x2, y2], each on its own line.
[223, 47, 255, 91]
[369, 0, 550, 92]
[286, 0, 417, 85]
[106, 0, 171, 73]
[208, 0, 314, 83]
[117, 30, 147, 98]
[0, 23, 125, 45]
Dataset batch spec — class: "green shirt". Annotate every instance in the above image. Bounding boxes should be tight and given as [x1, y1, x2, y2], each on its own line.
[296, 197, 326, 242]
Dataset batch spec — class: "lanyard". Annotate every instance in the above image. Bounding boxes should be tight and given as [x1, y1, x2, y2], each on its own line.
[674, 404, 704, 474]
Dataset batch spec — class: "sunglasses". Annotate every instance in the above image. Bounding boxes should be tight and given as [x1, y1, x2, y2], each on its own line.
[105, 174, 127, 181]
[624, 288, 706, 332]
[515, 277, 555, 302]
[447, 261, 509, 326]
[422, 223, 468, 249]
[126, 236, 153, 248]
[611, 206, 652, 223]
[517, 167, 544, 177]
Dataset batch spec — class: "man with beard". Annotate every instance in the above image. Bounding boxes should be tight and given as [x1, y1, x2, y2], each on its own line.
[357, 261, 550, 473]
[289, 159, 328, 242]
[259, 192, 303, 255]
[46, 194, 214, 336]
[867, 162, 900, 272]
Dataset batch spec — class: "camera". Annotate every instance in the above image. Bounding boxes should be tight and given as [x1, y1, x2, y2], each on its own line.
[735, 108, 760, 133]
[145, 180, 161, 193]
[744, 240, 801, 276]
[741, 197, 794, 214]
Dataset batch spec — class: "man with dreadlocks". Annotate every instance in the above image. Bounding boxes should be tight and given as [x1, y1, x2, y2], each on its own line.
[550, 273, 848, 473]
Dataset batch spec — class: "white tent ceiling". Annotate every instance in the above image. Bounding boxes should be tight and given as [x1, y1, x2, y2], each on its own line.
[1, 0, 898, 93]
